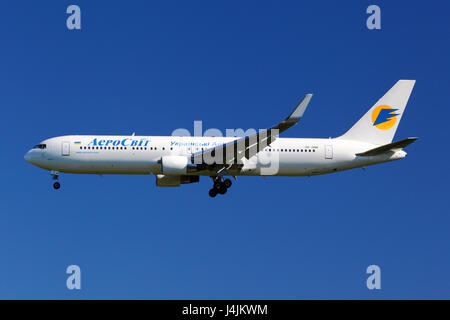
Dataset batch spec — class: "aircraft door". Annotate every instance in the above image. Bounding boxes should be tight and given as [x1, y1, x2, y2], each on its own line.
[62, 141, 70, 156]
[325, 145, 333, 159]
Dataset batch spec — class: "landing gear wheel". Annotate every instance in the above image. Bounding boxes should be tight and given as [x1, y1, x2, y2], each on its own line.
[214, 181, 223, 190]
[53, 181, 60, 190]
[223, 179, 232, 188]
[218, 185, 227, 195]
[209, 188, 217, 198]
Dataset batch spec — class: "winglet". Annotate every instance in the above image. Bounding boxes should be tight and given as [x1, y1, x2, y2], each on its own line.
[276, 94, 313, 133]
[285, 94, 313, 122]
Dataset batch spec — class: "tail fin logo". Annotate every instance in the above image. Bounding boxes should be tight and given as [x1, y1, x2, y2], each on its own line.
[371, 105, 399, 130]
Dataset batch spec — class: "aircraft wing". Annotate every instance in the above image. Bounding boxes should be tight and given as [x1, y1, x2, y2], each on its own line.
[191, 94, 313, 168]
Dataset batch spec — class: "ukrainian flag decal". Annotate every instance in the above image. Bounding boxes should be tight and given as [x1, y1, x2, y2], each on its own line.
[74, 141, 81, 145]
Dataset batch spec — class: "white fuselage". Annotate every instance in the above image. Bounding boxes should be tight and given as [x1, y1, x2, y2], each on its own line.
[24, 135, 406, 177]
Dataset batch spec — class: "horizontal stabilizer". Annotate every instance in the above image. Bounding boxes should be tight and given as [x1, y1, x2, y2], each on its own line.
[356, 137, 418, 156]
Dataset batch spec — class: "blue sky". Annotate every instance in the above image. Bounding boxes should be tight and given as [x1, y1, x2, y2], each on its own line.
[0, 0, 449, 299]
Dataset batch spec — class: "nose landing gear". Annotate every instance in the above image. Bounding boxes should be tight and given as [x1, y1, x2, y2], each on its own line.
[209, 177, 233, 197]
[51, 170, 60, 190]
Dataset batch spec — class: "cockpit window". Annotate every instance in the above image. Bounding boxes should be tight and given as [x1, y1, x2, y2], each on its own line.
[33, 144, 46, 149]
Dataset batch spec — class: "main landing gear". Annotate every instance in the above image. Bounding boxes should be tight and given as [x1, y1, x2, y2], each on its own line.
[51, 170, 60, 190]
[209, 177, 233, 198]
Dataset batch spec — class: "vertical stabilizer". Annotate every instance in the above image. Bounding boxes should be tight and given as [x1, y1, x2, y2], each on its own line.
[338, 80, 415, 145]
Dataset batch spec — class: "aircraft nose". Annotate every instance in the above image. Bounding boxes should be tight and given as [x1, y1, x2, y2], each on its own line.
[24, 149, 40, 164]
[24, 150, 32, 163]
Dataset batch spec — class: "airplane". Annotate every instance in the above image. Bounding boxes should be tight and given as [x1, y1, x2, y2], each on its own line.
[25, 80, 417, 197]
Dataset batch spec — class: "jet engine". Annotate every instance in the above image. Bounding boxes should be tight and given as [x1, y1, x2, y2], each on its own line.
[161, 156, 189, 174]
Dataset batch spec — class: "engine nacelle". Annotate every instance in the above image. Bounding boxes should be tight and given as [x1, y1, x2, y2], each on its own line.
[155, 174, 200, 187]
[161, 156, 189, 175]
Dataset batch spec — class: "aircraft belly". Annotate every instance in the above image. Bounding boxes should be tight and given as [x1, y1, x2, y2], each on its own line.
[57, 154, 159, 174]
